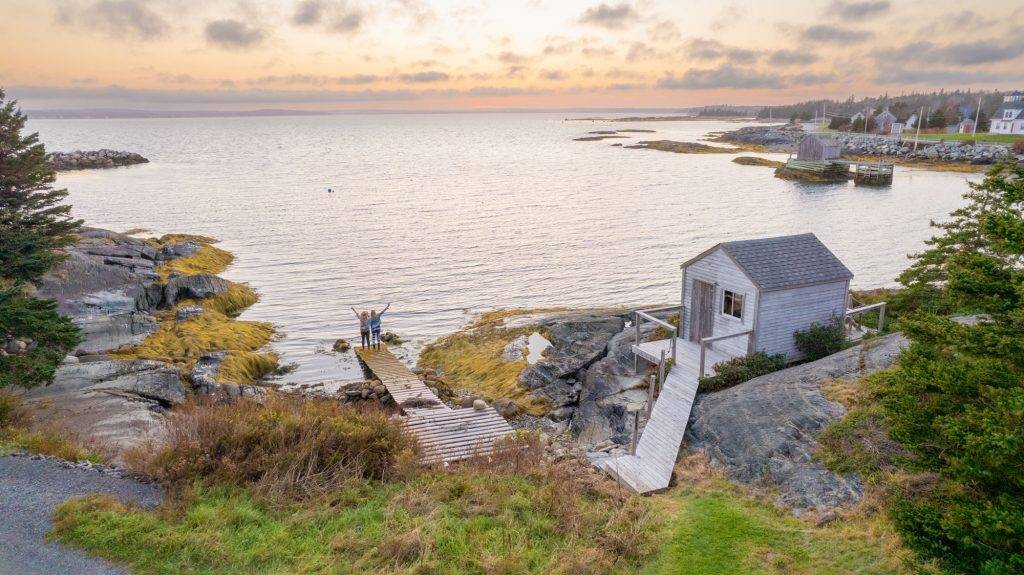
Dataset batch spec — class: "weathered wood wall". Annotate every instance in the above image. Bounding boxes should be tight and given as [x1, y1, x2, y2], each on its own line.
[681, 247, 756, 358]
[755, 280, 849, 360]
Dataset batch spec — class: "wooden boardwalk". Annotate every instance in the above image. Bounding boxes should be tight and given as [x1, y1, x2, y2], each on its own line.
[355, 346, 514, 465]
[600, 338, 729, 494]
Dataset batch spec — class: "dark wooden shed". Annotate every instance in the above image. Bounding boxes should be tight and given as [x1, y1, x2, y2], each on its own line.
[796, 134, 841, 161]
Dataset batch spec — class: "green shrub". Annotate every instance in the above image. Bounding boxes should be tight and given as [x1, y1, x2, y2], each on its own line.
[0, 291, 80, 388]
[698, 351, 786, 392]
[793, 318, 846, 361]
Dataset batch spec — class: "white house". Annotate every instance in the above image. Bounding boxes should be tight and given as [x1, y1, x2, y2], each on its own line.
[990, 91, 1024, 135]
[678, 233, 853, 362]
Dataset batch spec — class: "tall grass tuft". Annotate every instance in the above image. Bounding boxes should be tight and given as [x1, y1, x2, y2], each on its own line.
[134, 396, 419, 501]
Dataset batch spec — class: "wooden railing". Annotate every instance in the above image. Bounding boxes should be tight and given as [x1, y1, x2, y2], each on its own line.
[698, 330, 753, 378]
[633, 305, 680, 365]
[847, 301, 887, 331]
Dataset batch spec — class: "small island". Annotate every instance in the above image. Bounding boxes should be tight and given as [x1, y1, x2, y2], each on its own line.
[48, 149, 149, 171]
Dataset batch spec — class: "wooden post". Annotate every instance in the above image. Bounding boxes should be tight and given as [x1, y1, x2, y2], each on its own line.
[630, 411, 639, 455]
[699, 340, 707, 378]
[914, 106, 923, 152]
[877, 303, 886, 332]
[634, 312, 640, 372]
[658, 349, 666, 391]
[972, 96, 982, 140]
[646, 374, 656, 418]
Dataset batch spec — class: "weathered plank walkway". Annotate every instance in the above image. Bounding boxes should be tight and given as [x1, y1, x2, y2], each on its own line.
[600, 338, 729, 494]
[355, 345, 514, 465]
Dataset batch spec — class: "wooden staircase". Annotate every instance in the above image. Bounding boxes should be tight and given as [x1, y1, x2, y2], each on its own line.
[599, 367, 700, 493]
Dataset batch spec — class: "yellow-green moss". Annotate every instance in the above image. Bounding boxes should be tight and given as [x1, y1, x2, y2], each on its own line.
[113, 234, 277, 385]
[420, 315, 555, 415]
[194, 283, 260, 317]
[217, 350, 279, 385]
[114, 311, 275, 382]
[157, 244, 234, 281]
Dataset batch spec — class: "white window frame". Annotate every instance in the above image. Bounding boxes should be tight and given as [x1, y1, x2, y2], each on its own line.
[721, 289, 745, 321]
[1006, 110, 1014, 120]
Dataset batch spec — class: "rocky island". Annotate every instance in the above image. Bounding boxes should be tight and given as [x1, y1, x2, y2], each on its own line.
[48, 149, 149, 171]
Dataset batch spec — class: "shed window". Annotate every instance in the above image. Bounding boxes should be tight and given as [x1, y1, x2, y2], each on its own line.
[722, 290, 744, 319]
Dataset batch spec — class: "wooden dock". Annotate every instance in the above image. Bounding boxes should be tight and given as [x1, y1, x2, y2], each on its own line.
[355, 346, 515, 464]
[852, 161, 894, 186]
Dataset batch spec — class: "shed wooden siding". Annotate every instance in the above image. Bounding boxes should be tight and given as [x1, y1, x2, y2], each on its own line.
[681, 247, 756, 358]
[754, 280, 849, 360]
[797, 135, 841, 161]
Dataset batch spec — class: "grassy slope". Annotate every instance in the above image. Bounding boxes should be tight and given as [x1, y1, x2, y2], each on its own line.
[647, 487, 908, 575]
[53, 470, 655, 575]
[909, 132, 1024, 143]
[51, 474, 923, 575]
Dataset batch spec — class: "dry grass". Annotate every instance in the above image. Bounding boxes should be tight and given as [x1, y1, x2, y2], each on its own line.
[419, 322, 548, 415]
[132, 396, 419, 501]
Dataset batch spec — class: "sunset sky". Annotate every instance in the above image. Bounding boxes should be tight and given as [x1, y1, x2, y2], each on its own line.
[3, 0, 1023, 110]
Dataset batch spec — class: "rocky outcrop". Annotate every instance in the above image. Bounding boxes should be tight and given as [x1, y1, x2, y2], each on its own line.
[48, 149, 148, 171]
[519, 314, 625, 421]
[189, 352, 264, 399]
[163, 274, 229, 307]
[26, 228, 250, 460]
[35, 228, 200, 353]
[571, 322, 658, 448]
[18, 360, 186, 459]
[686, 333, 908, 512]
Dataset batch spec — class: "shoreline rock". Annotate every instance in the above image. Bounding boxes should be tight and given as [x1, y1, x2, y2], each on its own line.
[714, 125, 1020, 166]
[48, 149, 148, 171]
[687, 333, 909, 513]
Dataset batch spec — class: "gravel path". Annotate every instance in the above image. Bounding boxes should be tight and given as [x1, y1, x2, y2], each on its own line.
[0, 455, 162, 575]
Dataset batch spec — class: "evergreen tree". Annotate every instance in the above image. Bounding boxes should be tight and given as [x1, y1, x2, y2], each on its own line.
[0, 88, 82, 285]
[928, 107, 948, 129]
[976, 110, 990, 132]
[0, 88, 81, 387]
[883, 164, 1024, 573]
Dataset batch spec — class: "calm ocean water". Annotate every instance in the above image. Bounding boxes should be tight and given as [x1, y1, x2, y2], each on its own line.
[29, 113, 976, 383]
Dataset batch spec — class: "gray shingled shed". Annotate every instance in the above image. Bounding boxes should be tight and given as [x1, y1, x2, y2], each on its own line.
[679, 233, 853, 361]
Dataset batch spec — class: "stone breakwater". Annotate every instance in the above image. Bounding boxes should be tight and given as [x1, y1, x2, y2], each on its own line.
[48, 149, 148, 171]
[716, 126, 1021, 165]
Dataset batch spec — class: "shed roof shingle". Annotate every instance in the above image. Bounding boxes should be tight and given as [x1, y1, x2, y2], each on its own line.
[711, 233, 853, 291]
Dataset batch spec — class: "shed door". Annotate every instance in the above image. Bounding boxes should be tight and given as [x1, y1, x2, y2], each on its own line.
[689, 280, 715, 342]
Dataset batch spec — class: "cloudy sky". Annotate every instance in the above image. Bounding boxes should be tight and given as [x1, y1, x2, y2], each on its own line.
[3, 0, 1023, 110]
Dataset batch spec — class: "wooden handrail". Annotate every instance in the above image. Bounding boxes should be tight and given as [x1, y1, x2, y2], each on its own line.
[633, 308, 679, 366]
[847, 301, 887, 331]
[699, 329, 753, 378]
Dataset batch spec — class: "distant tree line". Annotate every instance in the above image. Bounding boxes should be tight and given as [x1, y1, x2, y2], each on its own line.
[760, 89, 1005, 130]
[696, 107, 749, 118]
